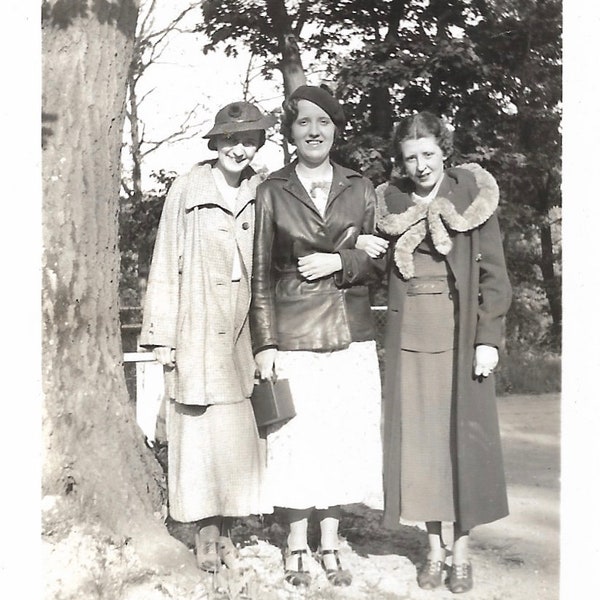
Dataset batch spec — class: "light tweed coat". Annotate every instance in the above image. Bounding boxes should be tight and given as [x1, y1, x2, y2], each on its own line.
[140, 161, 261, 406]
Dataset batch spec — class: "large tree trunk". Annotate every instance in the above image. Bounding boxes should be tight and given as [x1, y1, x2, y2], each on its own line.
[42, 2, 195, 594]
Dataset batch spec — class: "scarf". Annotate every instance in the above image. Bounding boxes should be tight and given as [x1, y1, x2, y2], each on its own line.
[376, 163, 499, 279]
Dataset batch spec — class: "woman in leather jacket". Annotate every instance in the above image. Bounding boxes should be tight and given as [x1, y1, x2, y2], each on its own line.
[251, 85, 386, 588]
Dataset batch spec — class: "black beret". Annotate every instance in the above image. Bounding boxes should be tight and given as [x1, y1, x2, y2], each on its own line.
[288, 85, 346, 130]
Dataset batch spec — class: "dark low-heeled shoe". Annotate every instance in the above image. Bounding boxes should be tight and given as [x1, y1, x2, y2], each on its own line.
[284, 548, 311, 587]
[417, 557, 446, 589]
[318, 548, 352, 587]
[448, 562, 473, 593]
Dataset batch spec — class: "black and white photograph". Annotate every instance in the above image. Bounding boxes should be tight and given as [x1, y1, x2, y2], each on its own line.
[5, 0, 597, 598]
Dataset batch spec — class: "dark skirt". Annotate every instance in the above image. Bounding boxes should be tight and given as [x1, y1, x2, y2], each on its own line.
[397, 242, 459, 522]
[399, 347, 456, 521]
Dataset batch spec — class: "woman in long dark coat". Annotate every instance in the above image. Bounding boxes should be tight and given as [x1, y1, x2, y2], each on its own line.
[374, 112, 512, 594]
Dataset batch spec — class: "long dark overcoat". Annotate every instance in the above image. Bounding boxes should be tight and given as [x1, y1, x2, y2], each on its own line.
[379, 167, 512, 531]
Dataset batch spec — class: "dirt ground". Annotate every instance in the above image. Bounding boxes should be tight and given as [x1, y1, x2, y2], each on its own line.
[42, 393, 560, 599]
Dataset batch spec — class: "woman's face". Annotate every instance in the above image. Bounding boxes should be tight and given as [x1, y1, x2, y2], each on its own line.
[215, 130, 261, 176]
[400, 136, 446, 195]
[291, 99, 336, 167]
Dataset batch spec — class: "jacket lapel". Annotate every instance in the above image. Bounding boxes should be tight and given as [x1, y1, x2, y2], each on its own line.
[325, 164, 352, 213]
[280, 164, 324, 217]
[184, 163, 230, 212]
[437, 172, 469, 280]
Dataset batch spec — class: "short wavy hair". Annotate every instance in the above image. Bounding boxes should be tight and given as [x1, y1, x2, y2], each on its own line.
[280, 96, 301, 145]
[392, 111, 454, 160]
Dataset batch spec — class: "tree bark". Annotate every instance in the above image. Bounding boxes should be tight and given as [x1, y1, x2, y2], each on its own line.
[539, 218, 561, 347]
[369, 86, 394, 138]
[265, 0, 307, 96]
[42, 0, 193, 575]
[369, 0, 408, 138]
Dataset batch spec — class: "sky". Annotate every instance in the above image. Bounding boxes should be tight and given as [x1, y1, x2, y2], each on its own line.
[129, 1, 287, 187]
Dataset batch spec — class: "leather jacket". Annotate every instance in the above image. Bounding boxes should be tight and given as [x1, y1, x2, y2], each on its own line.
[250, 160, 384, 353]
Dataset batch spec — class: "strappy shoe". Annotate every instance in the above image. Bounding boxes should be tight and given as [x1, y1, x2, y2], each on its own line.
[218, 535, 240, 570]
[417, 553, 447, 590]
[194, 530, 220, 573]
[317, 548, 352, 587]
[283, 548, 311, 587]
[448, 562, 473, 593]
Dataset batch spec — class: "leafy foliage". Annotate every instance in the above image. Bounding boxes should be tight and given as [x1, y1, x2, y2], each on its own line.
[119, 170, 176, 307]
[125, 0, 562, 359]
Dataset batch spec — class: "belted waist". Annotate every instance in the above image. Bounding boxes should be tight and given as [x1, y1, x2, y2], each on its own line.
[406, 276, 451, 296]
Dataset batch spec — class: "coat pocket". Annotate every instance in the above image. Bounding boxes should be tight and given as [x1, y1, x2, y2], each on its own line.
[275, 290, 351, 350]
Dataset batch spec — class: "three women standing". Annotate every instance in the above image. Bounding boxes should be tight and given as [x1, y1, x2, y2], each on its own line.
[140, 92, 511, 595]
[377, 111, 512, 593]
[140, 101, 275, 572]
[251, 85, 385, 587]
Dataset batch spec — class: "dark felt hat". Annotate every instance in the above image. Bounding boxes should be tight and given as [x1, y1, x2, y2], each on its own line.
[204, 102, 276, 149]
[288, 85, 346, 129]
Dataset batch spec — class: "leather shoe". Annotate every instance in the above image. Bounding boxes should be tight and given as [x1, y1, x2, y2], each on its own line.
[194, 530, 220, 573]
[317, 548, 352, 587]
[417, 558, 445, 589]
[449, 562, 473, 593]
[284, 548, 311, 587]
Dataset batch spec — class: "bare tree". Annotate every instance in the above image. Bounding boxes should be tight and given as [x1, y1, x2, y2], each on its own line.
[122, 0, 206, 203]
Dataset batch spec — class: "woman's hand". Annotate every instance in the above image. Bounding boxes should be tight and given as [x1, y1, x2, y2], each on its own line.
[255, 348, 278, 380]
[474, 344, 498, 378]
[154, 346, 176, 368]
[297, 253, 342, 280]
[356, 234, 389, 258]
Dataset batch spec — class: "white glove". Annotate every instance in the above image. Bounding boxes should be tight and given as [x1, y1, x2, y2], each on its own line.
[356, 234, 389, 258]
[154, 346, 176, 368]
[255, 348, 278, 381]
[474, 344, 498, 378]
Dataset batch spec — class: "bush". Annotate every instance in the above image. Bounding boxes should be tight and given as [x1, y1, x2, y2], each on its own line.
[495, 350, 561, 396]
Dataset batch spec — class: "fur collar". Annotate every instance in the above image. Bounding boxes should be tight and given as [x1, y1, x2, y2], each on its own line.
[376, 163, 499, 279]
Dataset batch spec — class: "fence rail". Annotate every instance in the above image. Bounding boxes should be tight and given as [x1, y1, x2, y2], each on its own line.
[121, 306, 387, 363]
[122, 306, 388, 442]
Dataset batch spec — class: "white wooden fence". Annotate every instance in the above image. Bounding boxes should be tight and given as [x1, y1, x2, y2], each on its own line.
[123, 306, 387, 444]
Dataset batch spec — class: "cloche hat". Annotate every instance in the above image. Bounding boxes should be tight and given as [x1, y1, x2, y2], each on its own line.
[203, 101, 276, 150]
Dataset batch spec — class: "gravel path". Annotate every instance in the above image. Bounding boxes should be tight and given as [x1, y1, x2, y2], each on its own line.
[43, 393, 560, 599]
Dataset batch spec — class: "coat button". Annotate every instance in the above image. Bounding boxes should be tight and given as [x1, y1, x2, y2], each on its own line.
[242, 222, 250, 230]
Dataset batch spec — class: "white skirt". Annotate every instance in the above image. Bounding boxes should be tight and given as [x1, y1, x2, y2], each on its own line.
[264, 341, 383, 510]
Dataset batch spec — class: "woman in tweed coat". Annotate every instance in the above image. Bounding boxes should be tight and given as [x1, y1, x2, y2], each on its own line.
[140, 102, 275, 572]
[371, 112, 511, 594]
